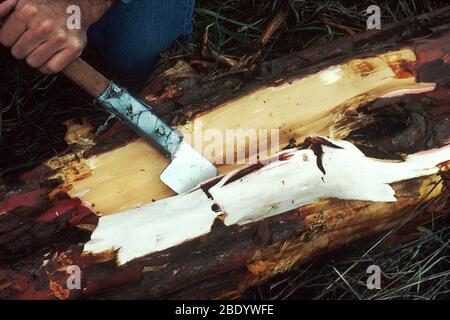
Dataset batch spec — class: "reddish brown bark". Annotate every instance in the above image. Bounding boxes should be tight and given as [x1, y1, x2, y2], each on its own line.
[0, 9, 449, 299]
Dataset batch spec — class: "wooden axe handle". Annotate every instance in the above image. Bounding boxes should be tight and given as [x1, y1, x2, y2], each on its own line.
[63, 58, 110, 98]
[0, 17, 110, 98]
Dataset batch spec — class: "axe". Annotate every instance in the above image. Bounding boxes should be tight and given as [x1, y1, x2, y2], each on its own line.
[0, 18, 218, 194]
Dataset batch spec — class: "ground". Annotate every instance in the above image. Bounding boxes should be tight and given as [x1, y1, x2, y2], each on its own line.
[0, 0, 449, 299]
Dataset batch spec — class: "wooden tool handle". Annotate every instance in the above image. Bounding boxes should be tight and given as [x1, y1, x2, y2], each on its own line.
[63, 58, 110, 98]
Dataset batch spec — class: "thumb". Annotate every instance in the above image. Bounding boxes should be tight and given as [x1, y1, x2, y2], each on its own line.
[0, 0, 18, 20]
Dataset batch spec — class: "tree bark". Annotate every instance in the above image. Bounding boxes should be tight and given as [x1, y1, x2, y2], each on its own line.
[0, 8, 449, 299]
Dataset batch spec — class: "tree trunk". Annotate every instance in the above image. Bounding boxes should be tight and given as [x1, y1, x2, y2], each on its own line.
[0, 8, 449, 299]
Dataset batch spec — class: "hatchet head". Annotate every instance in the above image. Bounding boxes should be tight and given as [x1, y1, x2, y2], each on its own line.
[160, 140, 218, 194]
[98, 83, 218, 194]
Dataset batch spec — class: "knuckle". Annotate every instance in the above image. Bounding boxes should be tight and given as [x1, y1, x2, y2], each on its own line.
[53, 33, 67, 43]
[69, 41, 84, 54]
[36, 20, 54, 35]
[46, 64, 60, 74]
[26, 56, 40, 68]
[39, 67, 51, 74]
[0, 29, 13, 47]
[10, 46, 21, 59]
[18, 4, 37, 20]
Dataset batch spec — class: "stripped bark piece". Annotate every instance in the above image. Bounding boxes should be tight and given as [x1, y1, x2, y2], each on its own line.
[84, 138, 450, 266]
[0, 13, 449, 299]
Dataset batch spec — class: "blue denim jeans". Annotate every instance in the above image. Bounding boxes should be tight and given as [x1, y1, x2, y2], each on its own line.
[88, 0, 195, 80]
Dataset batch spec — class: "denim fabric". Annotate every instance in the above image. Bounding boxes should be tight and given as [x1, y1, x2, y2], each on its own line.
[88, 0, 195, 80]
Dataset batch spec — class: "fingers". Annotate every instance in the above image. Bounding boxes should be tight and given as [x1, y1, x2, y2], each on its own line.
[11, 21, 62, 60]
[0, 3, 37, 47]
[0, 1, 86, 75]
[39, 44, 84, 74]
[0, 0, 18, 18]
[25, 34, 68, 68]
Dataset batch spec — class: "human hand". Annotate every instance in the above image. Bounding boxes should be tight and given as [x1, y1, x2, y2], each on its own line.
[0, 0, 116, 74]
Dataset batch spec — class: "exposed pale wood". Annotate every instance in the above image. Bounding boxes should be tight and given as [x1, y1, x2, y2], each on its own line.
[83, 139, 450, 266]
[48, 48, 435, 215]
[0, 10, 449, 300]
[42, 6, 450, 215]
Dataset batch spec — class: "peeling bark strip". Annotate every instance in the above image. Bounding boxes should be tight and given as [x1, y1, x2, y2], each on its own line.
[0, 10, 449, 299]
[84, 138, 450, 266]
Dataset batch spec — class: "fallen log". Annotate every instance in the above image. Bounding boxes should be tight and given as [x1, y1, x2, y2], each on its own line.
[0, 8, 449, 299]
